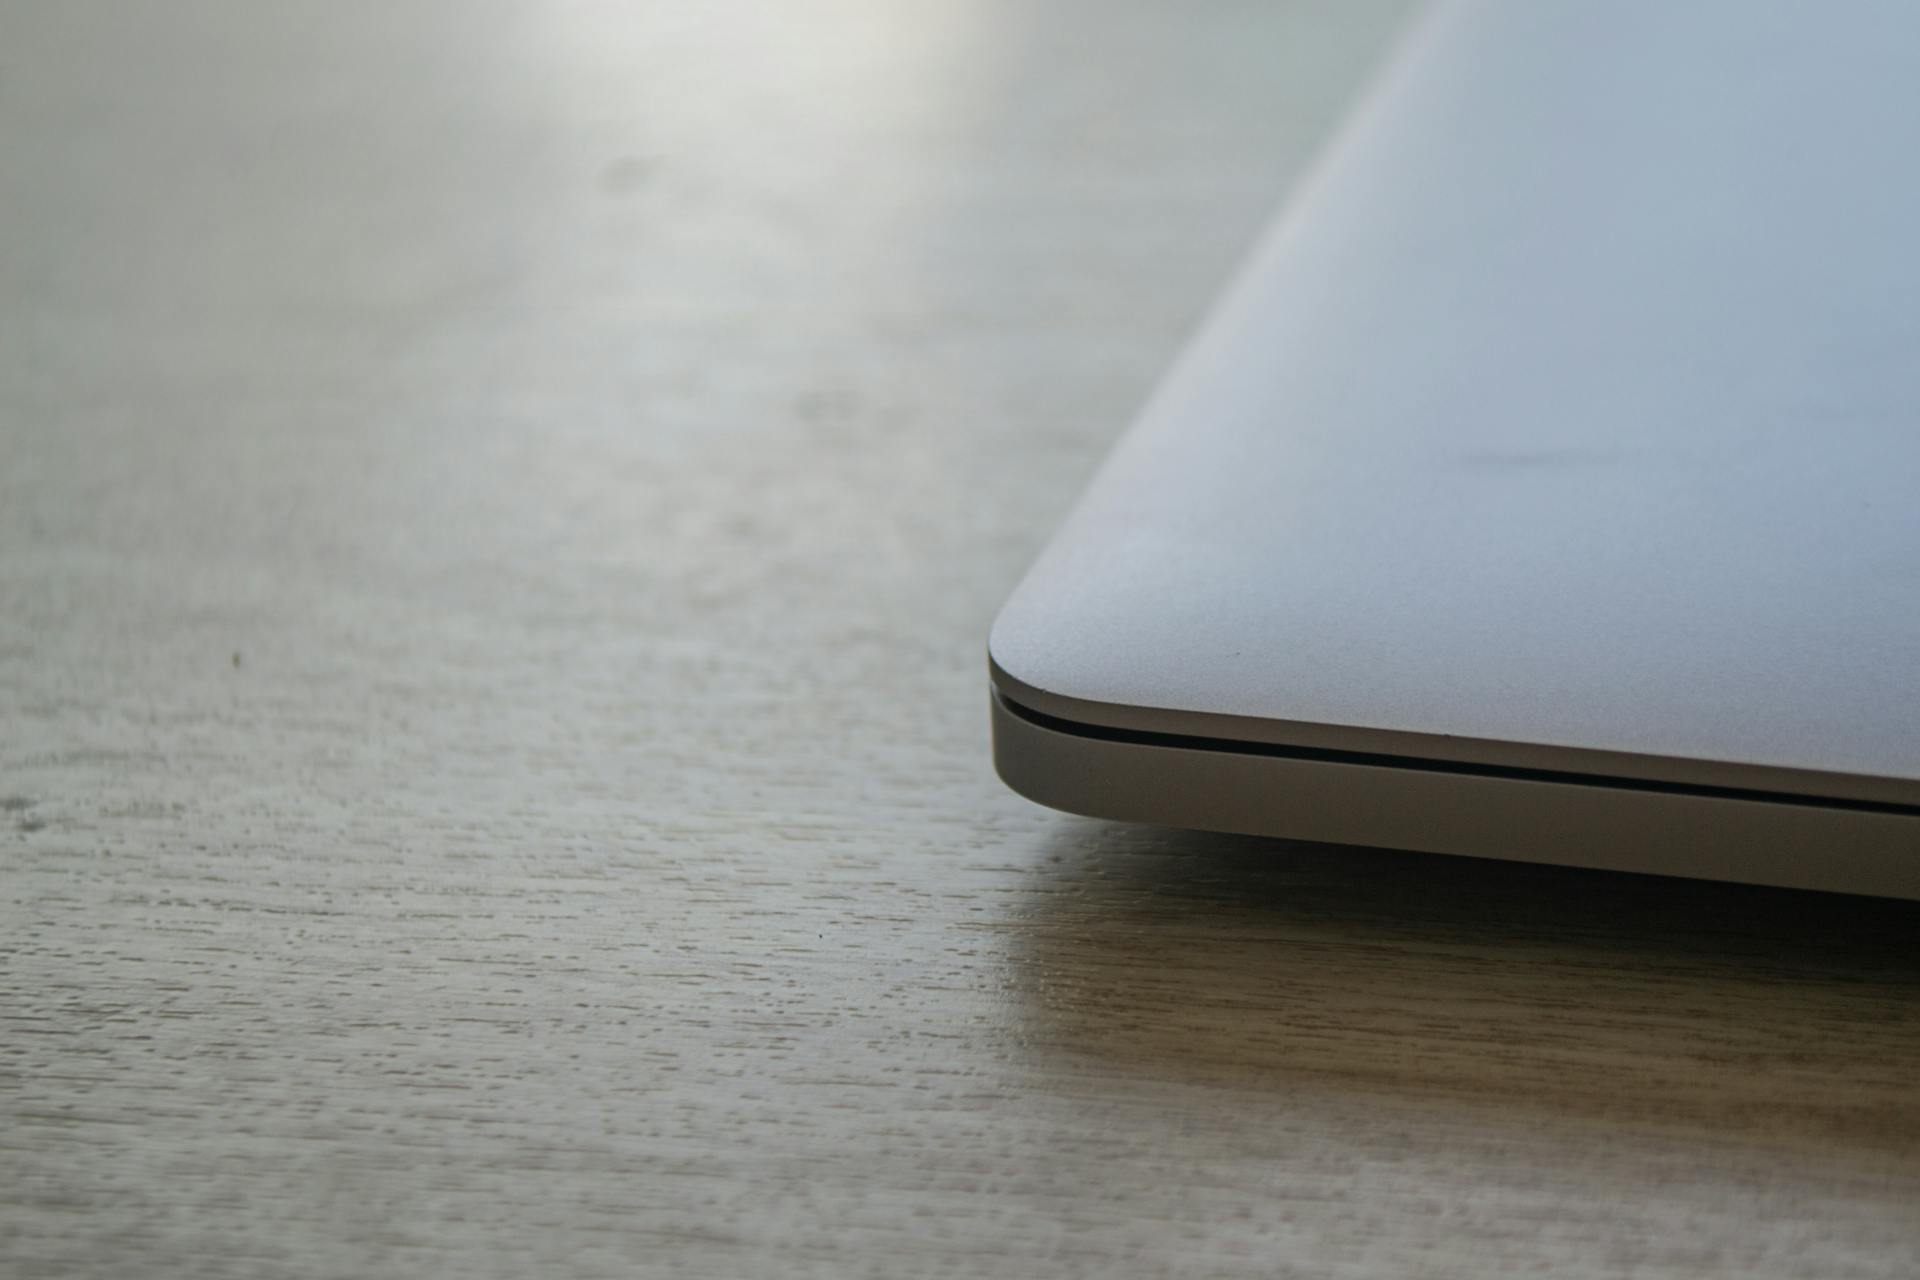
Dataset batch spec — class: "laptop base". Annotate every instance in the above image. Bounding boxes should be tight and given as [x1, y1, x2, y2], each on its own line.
[993, 692, 1920, 901]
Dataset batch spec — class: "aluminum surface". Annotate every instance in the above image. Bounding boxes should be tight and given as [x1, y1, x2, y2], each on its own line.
[991, 0, 1920, 806]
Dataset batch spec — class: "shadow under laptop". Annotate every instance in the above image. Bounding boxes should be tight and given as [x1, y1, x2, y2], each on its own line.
[1003, 822, 1920, 1156]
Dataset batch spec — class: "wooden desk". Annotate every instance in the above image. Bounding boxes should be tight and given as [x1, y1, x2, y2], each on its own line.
[5, 2, 1917, 1274]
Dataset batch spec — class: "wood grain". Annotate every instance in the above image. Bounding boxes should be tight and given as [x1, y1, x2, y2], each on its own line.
[4, 2, 1918, 1276]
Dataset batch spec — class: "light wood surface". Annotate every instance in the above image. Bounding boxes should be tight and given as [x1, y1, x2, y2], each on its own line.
[5, 3, 1918, 1276]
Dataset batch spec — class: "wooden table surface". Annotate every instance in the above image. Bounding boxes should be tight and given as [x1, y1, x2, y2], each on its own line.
[5, 2, 1919, 1275]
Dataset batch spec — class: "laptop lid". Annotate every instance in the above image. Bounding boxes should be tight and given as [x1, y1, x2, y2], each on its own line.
[989, 0, 1920, 808]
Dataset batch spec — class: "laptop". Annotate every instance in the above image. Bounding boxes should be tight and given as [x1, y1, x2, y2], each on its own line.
[988, 0, 1920, 899]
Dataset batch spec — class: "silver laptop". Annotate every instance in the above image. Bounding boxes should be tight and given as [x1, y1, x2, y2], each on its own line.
[988, 0, 1920, 899]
